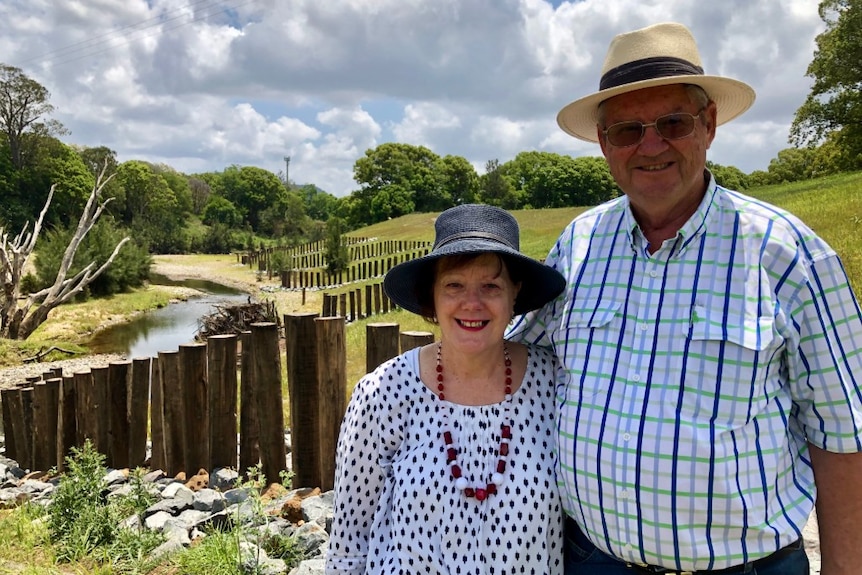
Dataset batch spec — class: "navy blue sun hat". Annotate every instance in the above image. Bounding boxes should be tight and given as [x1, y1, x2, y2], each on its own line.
[383, 204, 565, 316]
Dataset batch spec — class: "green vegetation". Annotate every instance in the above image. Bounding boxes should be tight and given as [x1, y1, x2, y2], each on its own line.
[0, 445, 310, 574]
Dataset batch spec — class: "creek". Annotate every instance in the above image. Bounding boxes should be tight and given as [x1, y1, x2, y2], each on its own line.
[87, 274, 248, 358]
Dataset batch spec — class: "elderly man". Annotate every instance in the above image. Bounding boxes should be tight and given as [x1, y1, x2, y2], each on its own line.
[508, 21, 862, 575]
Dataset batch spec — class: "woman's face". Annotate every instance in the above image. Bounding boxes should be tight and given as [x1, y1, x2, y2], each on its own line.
[432, 253, 521, 357]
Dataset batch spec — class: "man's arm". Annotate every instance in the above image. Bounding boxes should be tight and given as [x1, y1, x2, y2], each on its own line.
[808, 444, 862, 575]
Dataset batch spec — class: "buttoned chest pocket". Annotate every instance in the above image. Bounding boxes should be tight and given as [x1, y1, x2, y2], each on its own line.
[682, 306, 783, 427]
[558, 302, 622, 398]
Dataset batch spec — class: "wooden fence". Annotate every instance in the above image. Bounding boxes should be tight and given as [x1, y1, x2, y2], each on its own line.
[320, 282, 394, 322]
[0, 318, 433, 490]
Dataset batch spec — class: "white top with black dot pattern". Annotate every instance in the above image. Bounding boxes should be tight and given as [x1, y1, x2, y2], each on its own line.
[325, 344, 564, 575]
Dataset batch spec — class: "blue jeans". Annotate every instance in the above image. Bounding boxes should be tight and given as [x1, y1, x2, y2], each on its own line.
[564, 518, 809, 575]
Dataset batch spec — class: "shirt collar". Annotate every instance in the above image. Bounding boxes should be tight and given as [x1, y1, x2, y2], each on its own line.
[624, 170, 718, 257]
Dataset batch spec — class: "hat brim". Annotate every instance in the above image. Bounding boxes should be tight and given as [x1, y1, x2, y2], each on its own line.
[557, 75, 756, 142]
[383, 240, 565, 316]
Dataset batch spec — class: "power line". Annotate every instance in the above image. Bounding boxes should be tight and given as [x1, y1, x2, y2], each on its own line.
[20, 0, 258, 68]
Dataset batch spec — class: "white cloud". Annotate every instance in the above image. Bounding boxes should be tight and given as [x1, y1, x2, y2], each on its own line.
[0, 0, 826, 195]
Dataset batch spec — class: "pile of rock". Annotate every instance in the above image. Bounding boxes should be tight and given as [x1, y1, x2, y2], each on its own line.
[0, 454, 331, 575]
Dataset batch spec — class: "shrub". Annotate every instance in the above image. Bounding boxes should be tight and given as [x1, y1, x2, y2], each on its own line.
[34, 218, 152, 297]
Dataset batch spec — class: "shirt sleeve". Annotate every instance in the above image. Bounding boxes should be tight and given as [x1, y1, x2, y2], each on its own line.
[786, 251, 862, 452]
[506, 234, 568, 347]
[325, 371, 388, 575]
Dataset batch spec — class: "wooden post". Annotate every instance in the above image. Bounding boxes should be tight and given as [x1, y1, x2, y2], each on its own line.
[57, 374, 76, 471]
[1, 388, 17, 462]
[365, 285, 372, 318]
[73, 369, 94, 450]
[108, 360, 131, 469]
[285, 312, 320, 489]
[32, 379, 60, 472]
[339, 293, 347, 318]
[128, 357, 151, 468]
[373, 283, 382, 315]
[366, 322, 400, 373]
[150, 357, 166, 472]
[91, 365, 110, 458]
[316, 316, 347, 492]
[9, 387, 34, 470]
[208, 334, 238, 471]
[179, 343, 209, 476]
[400, 330, 435, 352]
[349, 290, 356, 322]
[158, 350, 185, 477]
[251, 322, 287, 486]
[239, 330, 259, 476]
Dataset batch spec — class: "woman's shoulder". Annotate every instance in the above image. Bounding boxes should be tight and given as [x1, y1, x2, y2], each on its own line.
[355, 347, 423, 396]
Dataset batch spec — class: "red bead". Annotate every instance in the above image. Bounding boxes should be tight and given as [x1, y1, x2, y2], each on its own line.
[475, 488, 487, 501]
[439, 393, 445, 400]
[447, 447, 457, 461]
[444, 431, 453, 444]
[501, 425, 511, 439]
[436, 364, 443, 372]
[437, 373, 443, 382]
[500, 442, 509, 456]
[437, 383, 444, 391]
[505, 357, 512, 366]
[505, 376, 512, 385]
[451, 465, 462, 478]
[464, 488, 475, 498]
[487, 483, 497, 494]
[497, 460, 506, 473]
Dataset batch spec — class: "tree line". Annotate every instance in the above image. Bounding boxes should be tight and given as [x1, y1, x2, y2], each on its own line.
[0, 0, 859, 298]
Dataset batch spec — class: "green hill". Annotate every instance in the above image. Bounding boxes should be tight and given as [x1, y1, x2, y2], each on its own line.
[349, 172, 862, 292]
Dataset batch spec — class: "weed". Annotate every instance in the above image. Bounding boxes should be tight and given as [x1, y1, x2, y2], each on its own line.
[45, 440, 164, 570]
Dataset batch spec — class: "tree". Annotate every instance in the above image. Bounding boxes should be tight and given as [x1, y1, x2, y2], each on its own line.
[790, 0, 862, 168]
[706, 161, 749, 190]
[352, 143, 442, 224]
[324, 217, 350, 274]
[115, 160, 187, 253]
[219, 165, 285, 232]
[436, 155, 479, 206]
[479, 159, 519, 209]
[0, 64, 66, 170]
[0, 165, 129, 339]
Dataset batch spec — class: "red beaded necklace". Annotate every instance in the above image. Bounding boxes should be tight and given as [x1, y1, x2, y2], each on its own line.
[435, 342, 513, 501]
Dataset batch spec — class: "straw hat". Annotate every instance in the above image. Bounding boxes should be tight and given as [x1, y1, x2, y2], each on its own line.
[383, 204, 565, 316]
[557, 22, 756, 142]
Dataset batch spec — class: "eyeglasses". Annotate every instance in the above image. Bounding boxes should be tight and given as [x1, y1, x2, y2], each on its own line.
[601, 109, 706, 148]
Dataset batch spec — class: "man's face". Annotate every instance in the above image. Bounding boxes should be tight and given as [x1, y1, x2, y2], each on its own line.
[597, 84, 717, 223]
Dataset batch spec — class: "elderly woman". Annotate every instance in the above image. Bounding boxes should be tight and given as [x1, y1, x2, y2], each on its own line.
[325, 204, 566, 575]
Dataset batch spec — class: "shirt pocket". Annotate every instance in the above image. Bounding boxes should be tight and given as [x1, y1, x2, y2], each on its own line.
[682, 305, 781, 427]
[558, 300, 623, 398]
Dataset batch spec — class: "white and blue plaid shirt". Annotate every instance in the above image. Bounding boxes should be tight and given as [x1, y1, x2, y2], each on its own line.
[508, 174, 862, 571]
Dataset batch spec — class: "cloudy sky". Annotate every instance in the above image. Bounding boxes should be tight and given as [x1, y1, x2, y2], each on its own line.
[0, 0, 824, 198]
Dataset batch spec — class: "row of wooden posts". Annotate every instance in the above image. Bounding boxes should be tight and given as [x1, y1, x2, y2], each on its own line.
[0, 317, 433, 490]
[272, 249, 427, 290]
[243, 238, 433, 272]
[320, 282, 394, 322]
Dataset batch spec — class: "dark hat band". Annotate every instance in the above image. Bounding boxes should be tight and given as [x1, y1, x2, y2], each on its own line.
[600, 56, 704, 91]
[434, 231, 517, 251]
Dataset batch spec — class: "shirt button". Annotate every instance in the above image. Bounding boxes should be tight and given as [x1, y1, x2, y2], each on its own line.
[649, 270, 658, 278]
[639, 323, 648, 331]
[623, 433, 631, 441]
[631, 374, 640, 382]
[624, 543, 634, 553]
[620, 490, 629, 499]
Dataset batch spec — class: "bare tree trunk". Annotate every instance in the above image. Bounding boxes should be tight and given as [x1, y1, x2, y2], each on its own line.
[0, 164, 129, 340]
